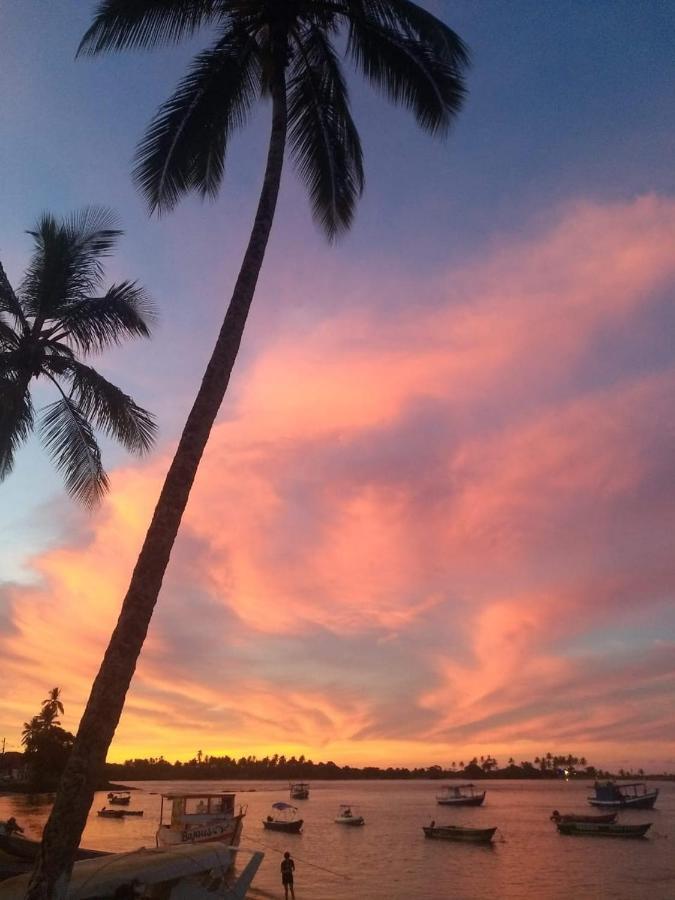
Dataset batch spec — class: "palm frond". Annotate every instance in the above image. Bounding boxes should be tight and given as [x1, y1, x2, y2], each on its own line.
[0, 260, 28, 328]
[39, 395, 109, 507]
[21, 208, 122, 319]
[134, 25, 262, 213]
[347, 11, 467, 135]
[0, 376, 34, 479]
[53, 360, 157, 455]
[50, 281, 155, 353]
[342, 0, 470, 66]
[78, 0, 222, 56]
[288, 25, 364, 240]
[0, 317, 20, 352]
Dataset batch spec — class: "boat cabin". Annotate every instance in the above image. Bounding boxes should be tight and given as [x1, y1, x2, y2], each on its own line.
[157, 792, 246, 847]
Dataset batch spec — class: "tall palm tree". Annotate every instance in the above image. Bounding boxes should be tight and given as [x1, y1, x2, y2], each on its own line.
[0, 209, 156, 508]
[26, 3, 469, 896]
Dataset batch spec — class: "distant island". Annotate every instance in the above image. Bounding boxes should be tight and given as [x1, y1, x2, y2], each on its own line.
[103, 752, 673, 783]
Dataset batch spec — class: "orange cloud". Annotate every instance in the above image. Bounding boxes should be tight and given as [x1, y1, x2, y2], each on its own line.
[2, 194, 675, 768]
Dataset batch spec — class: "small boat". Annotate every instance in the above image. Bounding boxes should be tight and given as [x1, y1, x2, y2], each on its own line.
[556, 821, 651, 838]
[107, 791, 131, 806]
[156, 792, 246, 848]
[97, 808, 125, 819]
[423, 823, 496, 844]
[262, 802, 303, 833]
[120, 809, 144, 817]
[0, 831, 107, 863]
[334, 804, 365, 826]
[436, 784, 486, 807]
[289, 782, 310, 800]
[0, 842, 264, 899]
[588, 781, 658, 810]
[550, 810, 617, 824]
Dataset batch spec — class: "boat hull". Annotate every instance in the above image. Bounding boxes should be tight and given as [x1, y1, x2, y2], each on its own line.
[334, 817, 365, 826]
[557, 822, 651, 838]
[0, 834, 107, 863]
[436, 793, 485, 807]
[588, 794, 657, 810]
[262, 819, 303, 833]
[157, 813, 244, 848]
[552, 813, 617, 824]
[423, 826, 496, 844]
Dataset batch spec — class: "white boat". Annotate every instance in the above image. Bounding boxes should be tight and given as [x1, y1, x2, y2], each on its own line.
[587, 781, 659, 810]
[334, 804, 365, 826]
[290, 782, 310, 800]
[156, 792, 246, 848]
[0, 842, 263, 899]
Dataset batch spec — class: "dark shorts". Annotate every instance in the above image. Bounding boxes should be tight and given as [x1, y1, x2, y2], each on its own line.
[282, 875, 294, 885]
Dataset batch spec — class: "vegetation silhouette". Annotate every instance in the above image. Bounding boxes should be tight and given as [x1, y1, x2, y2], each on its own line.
[21, 689, 76, 791]
[26, 3, 470, 896]
[0, 209, 156, 507]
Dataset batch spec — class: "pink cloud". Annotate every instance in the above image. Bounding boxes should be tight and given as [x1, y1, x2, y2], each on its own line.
[2, 194, 675, 766]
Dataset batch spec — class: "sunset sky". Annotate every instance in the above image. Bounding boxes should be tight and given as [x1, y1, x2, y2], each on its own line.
[1, 2, 674, 772]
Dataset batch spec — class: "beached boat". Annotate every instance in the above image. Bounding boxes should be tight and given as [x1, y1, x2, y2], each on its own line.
[290, 782, 310, 800]
[436, 784, 486, 807]
[588, 781, 658, 810]
[156, 792, 246, 848]
[107, 791, 131, 806]
[97, 808, 125, 819]
[0, 832, 106, 863]
[262, 803, 303, 833]
[0, 841, 264, 899]
[550, 810, 617, 824]
[556, 821, 651, 838]
[423, 823, 496, 844]
[334, 805, 365, 826]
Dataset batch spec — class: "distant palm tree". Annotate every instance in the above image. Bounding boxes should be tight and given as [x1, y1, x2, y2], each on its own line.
[26, 4, 469, 896]
[0, 209, 156, 507]
[41, 688, 65, 724]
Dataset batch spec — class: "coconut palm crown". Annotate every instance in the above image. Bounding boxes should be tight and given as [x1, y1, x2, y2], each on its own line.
[0, 209, 156, 506]
[79, 0, 469, 235]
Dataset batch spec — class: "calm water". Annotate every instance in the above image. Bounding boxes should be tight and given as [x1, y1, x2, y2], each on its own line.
[1, 779, 673, 899]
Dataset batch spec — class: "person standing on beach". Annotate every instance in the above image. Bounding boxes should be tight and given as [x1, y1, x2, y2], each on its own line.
[280, 851, 295, 899]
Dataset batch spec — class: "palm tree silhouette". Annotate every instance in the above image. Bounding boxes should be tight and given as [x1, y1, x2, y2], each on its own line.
[0, 209, 156, 507]
[41, 688, 65, 727]
[26, 4, 469, 895]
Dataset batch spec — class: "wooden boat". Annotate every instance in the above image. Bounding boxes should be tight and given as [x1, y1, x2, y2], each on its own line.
[436, 784, 486, 807]
[107, 791, 131, 806]
[550, 810, 617, 824]
[156, 792, 246, 848]
[120, 809, 143, 817]
[289, 782, 310, 800]
[334, 805, 365, 826]
[423, 824, 496, 844]
[588, 781, 658, 810]
[556, 820, 651, 838]
[0, 832, 107, 863]
[262, 802, 303, 833]
[0, 842, 264, 899]
[97, 808, 125, 819]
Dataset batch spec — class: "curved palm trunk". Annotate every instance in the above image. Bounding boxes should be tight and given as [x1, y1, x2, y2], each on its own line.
[25, 75, 288, 900]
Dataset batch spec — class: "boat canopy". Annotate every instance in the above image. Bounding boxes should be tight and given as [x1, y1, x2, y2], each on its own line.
[162, 792, 236, 800]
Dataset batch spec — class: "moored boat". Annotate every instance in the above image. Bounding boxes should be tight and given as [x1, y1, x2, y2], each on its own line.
[262, 803, 303, 833]
[97, 808, 125, 819]
[550, 810, 617, 824]
[289, 782, 310, 800]
[0, 832, 107, 863]
[334, 805, 365, 826]
[556, 820, 651, 838]
[588, 781, 658, 810]
[436, 784, 485, 807]
[107, 791, 131, 806]
[156, 792, 246, 848]
[423, 822, 496, 844]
